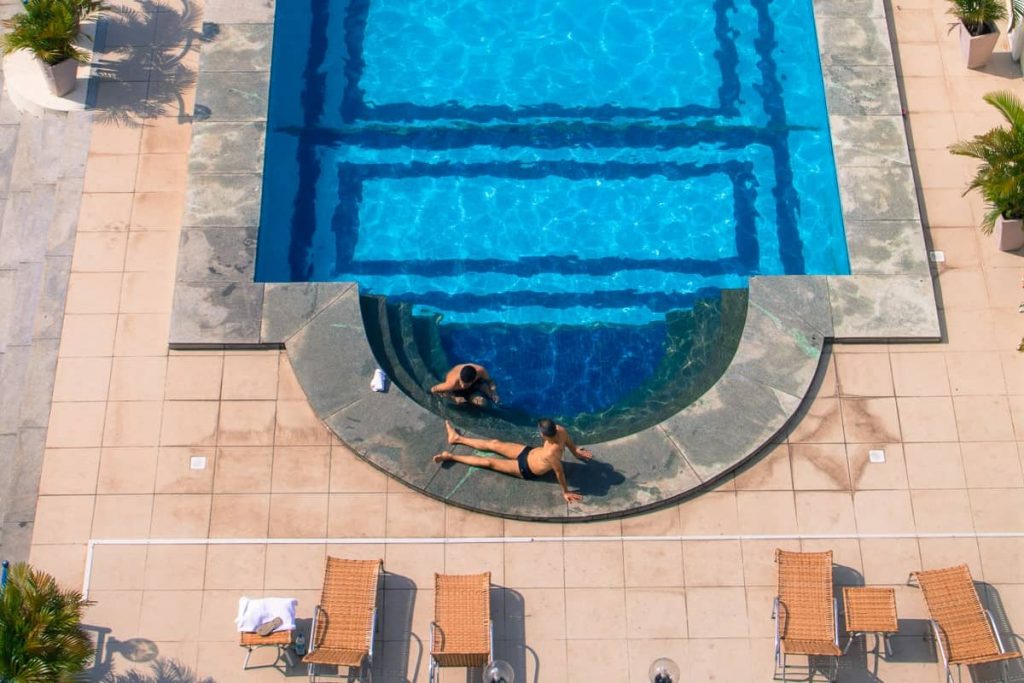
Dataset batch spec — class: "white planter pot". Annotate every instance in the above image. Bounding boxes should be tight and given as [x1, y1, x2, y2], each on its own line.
[1009, 23, 1024, 61]
[39, 57, 78, 97]
[959, 21, 1001, 68]
[995, 214, 1024, 251]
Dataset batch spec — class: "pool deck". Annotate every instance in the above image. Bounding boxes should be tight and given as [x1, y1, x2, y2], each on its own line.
[166, 0, 939, 521]
[8, 0, 1024, 679]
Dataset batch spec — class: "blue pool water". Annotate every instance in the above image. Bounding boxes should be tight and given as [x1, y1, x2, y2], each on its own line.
[257, 0, 849, 421]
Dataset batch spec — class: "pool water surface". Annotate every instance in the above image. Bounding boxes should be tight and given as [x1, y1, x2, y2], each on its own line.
[256, 0, 849, 427]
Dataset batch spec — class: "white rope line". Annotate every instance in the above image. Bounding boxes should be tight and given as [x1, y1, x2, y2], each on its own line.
[81, 531, 1024, 598]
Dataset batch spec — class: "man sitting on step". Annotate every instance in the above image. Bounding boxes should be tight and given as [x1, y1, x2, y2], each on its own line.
[430, 363, 500, 407]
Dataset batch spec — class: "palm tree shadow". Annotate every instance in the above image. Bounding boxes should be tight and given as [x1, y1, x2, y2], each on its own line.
[90, 0, 201, 126]
[97, 658, 215, 683]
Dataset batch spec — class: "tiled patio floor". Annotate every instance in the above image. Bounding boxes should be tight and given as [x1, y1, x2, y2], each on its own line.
[20, 0, 1024, 680]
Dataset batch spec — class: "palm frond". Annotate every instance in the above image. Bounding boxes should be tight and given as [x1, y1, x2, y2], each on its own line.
[949, 90, 1024, 234]
[0, 0, 108, 64]
[1010, 0, 1024, 31]
[984, 90, 1024, 129]
[947, 0, 1007, 34]
[0, 563, 94, 682]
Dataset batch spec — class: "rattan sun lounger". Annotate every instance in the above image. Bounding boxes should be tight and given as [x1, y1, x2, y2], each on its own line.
[772, 549, 841, 682]
[304, 557, 382, 682]
[429, 572, 493, 683]
[909, 564, 1021, 683]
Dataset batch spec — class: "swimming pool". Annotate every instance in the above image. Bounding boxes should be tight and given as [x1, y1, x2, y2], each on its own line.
[256, 0, 849, 433]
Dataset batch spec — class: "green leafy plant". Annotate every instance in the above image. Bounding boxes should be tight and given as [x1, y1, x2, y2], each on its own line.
[0, 563, 94, 682]
[0, 0, 107, 65]
[950, 90, 1024, 233]
[947, 0, 1007, 35]
[1011, 0, 1024, 31]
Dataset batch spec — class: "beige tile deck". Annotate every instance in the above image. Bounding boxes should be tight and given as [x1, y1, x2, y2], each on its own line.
[19, 1, 1024, 681]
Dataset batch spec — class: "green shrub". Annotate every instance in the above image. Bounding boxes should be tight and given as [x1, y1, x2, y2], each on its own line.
[0, 563, 94, 682]
[950, 91, 1024, 233]
[0, 0, 107, 65]
[947, 0, 1007, 35]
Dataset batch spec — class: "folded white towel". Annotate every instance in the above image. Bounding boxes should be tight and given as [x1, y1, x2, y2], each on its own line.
[235, 597, 297, 633]
[370, 368, 389, 393]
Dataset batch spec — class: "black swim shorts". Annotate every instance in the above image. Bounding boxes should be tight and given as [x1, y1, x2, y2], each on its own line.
[516, 446, 538, 480]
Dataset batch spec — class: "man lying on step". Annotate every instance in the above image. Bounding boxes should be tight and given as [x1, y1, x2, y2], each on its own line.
[433, 418, 593, 503]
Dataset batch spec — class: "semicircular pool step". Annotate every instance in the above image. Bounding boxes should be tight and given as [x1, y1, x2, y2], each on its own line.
[359, 287, 749, 444]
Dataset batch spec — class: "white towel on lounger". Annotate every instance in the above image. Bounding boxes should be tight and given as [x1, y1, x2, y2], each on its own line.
[235, 597, 297, 633]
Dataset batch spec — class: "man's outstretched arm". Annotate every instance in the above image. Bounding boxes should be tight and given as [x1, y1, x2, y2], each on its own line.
[563, 432, 593, 461]
[430, 379, 455, 394]
[553, 459, 582, 504]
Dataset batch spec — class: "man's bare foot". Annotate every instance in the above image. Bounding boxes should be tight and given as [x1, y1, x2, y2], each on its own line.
[433, 451, 454, 464]
[445, 421, 462, 445]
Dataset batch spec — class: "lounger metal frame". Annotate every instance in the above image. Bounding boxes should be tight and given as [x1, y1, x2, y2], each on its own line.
[306, 604, 378, 682]
[923, 610, 1014, 683]
[772, 596, 840, 682]
[772, 549, 841, 682]
[908, 570, 1018, 683]
[428, 572, 494, 683]
[305, 559, 382, 683]
[428, 620, 494, 683]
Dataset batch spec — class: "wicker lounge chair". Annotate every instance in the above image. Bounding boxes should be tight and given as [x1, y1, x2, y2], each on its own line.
[429, 572, 493, 683]
[772, 549, 841, 682]
[304, 557, 382, 682]
[909, 564, 1021, 683]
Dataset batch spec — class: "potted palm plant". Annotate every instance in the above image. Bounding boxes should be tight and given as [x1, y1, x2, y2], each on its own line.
[948, 0, 1007, 68]
[950, 90, 1024, 251]
[0, 0, 107, 96]
[0, 563, 94, 682]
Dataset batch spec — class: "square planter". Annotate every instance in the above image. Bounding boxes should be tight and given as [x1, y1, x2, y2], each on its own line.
[959, 21, 1000, 69]
[40, 56, 78, 96]
[995, 214, 1024, 251]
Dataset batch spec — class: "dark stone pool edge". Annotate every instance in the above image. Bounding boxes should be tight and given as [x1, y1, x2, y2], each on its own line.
[168, 0, 940, 521]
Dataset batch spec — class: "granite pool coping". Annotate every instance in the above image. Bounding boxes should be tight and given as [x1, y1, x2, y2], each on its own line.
[168, 0, 939, 521]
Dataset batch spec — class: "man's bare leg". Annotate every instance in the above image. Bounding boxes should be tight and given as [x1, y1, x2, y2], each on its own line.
[433, 450, 521, 477]
[445, 421, 524, 460]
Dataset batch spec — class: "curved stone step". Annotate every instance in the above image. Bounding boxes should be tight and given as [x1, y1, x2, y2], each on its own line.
[384, 301, 427, 389]
[358, 294, 434, 409]
[410, 311, 452, 382]
[357, 294, 400, 389]
[285, 276, 828, 521]
[391, 302, 443, 389]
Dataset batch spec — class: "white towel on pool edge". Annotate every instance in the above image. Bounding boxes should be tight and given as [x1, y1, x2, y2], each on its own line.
[235, 597, 297, 633]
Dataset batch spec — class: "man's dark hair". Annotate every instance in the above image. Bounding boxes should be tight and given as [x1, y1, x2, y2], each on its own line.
[459, 365, 478, 384]
[538, 418, 557, 438]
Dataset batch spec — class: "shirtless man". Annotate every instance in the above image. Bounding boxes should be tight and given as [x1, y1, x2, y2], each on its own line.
[430, 363, 499, 407]
[432, 418, 593, 503]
